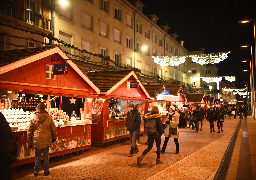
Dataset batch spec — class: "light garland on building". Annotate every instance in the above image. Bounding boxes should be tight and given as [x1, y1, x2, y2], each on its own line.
[152, 56, 187, 67]
[152, 51, 230, 66]
[190, 76, 236, 83]
[222, 87, 246, 92]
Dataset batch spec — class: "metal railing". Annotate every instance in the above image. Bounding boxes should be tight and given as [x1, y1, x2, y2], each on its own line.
[0, 0, 52, 31]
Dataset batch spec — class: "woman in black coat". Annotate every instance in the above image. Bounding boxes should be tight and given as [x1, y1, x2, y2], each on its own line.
[137, 106, 163, 166]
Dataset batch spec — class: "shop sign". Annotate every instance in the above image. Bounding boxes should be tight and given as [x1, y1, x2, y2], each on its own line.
[162, 91, 169, 95]
[53, 64, 68, 75]
[130, 82, 139, 88]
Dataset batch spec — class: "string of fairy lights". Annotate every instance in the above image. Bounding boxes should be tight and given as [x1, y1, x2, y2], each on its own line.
[190, 76, 236, 83]
[152, 51, 230, 66]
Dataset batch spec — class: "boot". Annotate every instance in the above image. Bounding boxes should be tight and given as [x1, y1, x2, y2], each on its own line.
[217, 130, 220, 133]
[137, 155, 144, 166]
[221, 129, 223, 132]
[175, 143, 179, 154]
[156, 159, 163, 164]
[160, 150, 165, 154]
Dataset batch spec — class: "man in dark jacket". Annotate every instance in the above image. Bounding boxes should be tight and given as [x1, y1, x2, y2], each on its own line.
[126, 103, 141, 157]
[207, 105, 215, 132]
[0, 112, 13, 180]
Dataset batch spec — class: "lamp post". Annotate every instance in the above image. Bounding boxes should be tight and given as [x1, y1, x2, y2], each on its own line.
[239, 19, 255, 119]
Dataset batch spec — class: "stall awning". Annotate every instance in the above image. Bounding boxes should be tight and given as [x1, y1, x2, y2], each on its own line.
[86, 70, 150, 100]
[185, 93, 205, 103]
[0, 46, 100, 96]
[157, 94, 184, 102]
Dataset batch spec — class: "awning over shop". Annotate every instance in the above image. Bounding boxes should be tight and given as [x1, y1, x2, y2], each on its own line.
[0, 46, 100, 97]
[185, 93, 205, 103]
[157, 94, 184, 102]
[86, 70, 150, 100]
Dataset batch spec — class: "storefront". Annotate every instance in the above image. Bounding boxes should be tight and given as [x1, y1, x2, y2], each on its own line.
[0, 46, 100, 168]
[85, 70, 151, 146]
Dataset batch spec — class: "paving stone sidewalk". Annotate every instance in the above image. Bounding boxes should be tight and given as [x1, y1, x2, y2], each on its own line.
[11, 117, 240, 180]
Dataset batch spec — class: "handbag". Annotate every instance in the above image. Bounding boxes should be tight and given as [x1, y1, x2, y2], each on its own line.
[169, 127, 177, 135]
[163, 125, 169, 137]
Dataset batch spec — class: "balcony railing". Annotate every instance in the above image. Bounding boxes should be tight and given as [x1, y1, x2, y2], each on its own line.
[0, 0, 52, 31]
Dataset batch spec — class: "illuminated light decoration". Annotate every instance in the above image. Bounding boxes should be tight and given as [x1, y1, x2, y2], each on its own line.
[233, 92, 247, 96]
[152, 56, 187, 67]
[190, 76, 236, 83]
[152, 51, 230, 66]
[190, 76, 200, 82]
[225, 76, 236, 82]
[106, 71, 150, 99]
[222, 87, 246, 92]
[202, 77, 222, 83]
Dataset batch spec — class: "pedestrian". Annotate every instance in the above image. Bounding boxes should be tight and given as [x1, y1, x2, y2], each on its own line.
[27, 103, 57, 177]
[0, 112, 17, 180]
[137, 106, 164, 166]
[143, 106, 151, 145]
[161, 105, 180, 154]
[193, 106, 200, 133]
[135, 104, 141, 146]
[189, 107, 195, 130]
[207, 105, 215, 132]
[126, 103, 141, 157]
[244, 105, 248, 118]
[217, 106, 224, 133]
[199, 105, 205, 131]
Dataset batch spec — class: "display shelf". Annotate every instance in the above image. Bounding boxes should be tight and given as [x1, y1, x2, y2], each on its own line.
[10, 124, 92, 170]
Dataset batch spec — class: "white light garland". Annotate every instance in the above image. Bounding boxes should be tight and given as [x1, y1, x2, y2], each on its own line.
[190, 76, 236, 83]
[152, 51, 230, 66]
[222, 87, 246, 92]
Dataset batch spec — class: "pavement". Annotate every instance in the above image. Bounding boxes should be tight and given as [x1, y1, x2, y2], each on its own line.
[11, 116, 256, 180]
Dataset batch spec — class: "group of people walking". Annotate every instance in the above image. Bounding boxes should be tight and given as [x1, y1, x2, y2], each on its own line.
[126, 103, 181, 166]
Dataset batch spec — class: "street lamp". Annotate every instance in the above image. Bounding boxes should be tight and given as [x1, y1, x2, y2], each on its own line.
[241, 45, 254, 118]
[239, 19, 255, 119]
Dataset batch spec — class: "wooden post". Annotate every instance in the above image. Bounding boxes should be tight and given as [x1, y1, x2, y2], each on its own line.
[59, 96, 62, 110]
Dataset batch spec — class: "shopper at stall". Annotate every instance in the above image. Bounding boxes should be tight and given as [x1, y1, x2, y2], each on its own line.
[27, 103, 57, 177]
[207, 105, 215, 132]
[137, 106, 164, 166]
[161, 105, 180, 154]
[0, 112, 16, 180]
[126, 103, 141, 157]
[135, 104, 141, 146]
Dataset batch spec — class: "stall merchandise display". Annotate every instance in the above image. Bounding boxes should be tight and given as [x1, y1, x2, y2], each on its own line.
[1, 109, 32, 131]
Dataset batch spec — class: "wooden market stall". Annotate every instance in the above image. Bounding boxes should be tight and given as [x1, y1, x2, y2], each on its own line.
[0, 46, 100, 168]
[85, 70, 151, 146]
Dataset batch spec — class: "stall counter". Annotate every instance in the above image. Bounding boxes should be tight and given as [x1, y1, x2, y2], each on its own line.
[10, 124, 91, 169]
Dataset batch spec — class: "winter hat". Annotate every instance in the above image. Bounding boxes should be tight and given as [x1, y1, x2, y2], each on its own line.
[170, 106, 176, 111]
[128, 103, 135, 108]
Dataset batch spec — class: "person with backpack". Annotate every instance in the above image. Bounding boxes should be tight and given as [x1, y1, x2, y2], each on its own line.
[137, 106, 163, 166]
[126, 103, 141, 157]
[161, 105, 180, 154]
[27, 103, 57, 177]
[0, 112, 17, 180]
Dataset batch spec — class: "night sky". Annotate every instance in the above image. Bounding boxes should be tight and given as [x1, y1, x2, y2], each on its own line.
[140, 0, 256, 86]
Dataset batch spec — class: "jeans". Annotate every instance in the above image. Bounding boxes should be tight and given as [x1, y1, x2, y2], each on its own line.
[34, 147, 49, 173]
[161, 137, 179, 153]
[142, 134, 161, 159]
[195, 121, 199, 132]
[217, 121, 223, 130]
[136, 128, 140, 142]
[129, 130, 138, 154]
[210, 121, 215, 131]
